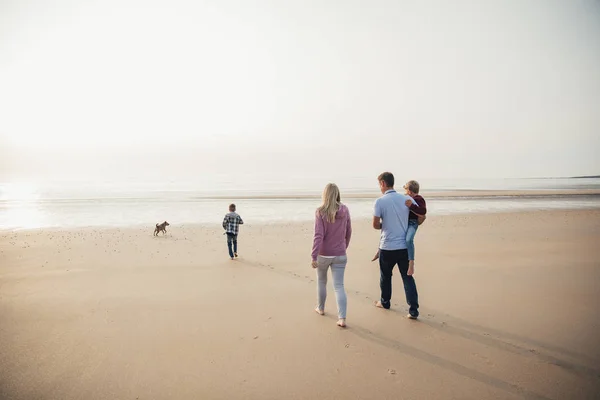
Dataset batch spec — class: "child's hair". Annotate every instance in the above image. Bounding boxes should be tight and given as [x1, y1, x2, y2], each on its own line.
[317, 183, 341, 223]
[404, 180, 420, 194]
[229, 203, 236, 212]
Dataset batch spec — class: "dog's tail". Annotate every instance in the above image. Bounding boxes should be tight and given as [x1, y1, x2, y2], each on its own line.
[156, 223, 159, 227]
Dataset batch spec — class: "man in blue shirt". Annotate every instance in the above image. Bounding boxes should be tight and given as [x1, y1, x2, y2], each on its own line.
[373, 172, 419, 319]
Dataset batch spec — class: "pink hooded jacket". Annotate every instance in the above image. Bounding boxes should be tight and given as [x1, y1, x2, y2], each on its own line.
[311, 203, 352, 261]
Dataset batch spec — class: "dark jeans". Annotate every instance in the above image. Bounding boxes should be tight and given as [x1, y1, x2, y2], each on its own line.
[226, 233, 238, 258]
[379, 248, 419, 316]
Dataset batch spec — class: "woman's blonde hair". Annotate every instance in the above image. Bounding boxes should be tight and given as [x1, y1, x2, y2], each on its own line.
[317, 183, 341, 223]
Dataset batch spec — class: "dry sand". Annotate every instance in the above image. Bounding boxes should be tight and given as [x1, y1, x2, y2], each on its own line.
[1, 210, 600, 399]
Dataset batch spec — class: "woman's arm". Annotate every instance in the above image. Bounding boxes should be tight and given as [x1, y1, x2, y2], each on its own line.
[311, 212, 325, 261]
[345, 212, 352, 249]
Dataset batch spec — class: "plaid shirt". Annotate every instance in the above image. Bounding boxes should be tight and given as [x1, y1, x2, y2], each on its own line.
[223, 212, 244, 235]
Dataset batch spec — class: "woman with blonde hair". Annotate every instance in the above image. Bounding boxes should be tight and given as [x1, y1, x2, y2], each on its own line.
[311, 183, 352, 327]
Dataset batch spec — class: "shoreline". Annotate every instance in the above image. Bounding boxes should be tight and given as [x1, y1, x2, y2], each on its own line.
[2, 206, 600, 233]
[179, 189, 600, 200]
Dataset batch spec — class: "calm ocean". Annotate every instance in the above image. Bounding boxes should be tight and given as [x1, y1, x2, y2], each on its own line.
[1, 177, 599, 230]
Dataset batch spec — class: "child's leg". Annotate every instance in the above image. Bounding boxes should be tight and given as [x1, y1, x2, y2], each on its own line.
[371, 248, 380, 261]
[372, 235, 382, 261]
[406, 220, 418, 261]
[227, 234, 234, 258]
[233, 235, 238, 256]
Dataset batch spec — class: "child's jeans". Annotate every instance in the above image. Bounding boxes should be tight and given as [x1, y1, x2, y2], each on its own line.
[226, 233, 238, 258]
[407, 219, 419, 261]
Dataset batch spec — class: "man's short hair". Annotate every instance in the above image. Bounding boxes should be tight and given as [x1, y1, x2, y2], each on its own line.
[229, 203, 236, 211]
[405, 180, 420, 194]
[377, 172, 394, 188]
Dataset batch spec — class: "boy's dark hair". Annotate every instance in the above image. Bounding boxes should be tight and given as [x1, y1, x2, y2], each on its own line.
[377, 172, 395, 188]
[229, 203, 236, 211]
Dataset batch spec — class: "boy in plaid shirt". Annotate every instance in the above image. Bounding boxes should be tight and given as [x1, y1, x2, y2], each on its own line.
[223, 203, 244, 260]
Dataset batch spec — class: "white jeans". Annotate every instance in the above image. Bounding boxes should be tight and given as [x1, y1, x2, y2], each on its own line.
[316, 255, 348, 319]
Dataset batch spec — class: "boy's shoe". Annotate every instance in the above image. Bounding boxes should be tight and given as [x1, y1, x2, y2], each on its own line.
[407, 313, 418, 320]
[234, 253, 238, 258]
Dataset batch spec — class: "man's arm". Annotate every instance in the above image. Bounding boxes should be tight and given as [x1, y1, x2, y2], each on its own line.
[373, 199, 382, 230]
[372, 216, 382, 230]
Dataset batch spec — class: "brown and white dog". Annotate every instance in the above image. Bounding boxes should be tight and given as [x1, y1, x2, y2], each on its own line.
[154, 221, 170, 236]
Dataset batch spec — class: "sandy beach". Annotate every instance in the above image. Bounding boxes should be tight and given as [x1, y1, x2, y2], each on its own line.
[1, 209, 600, 399]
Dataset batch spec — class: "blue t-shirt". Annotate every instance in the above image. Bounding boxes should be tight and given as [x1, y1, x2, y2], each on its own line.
[374, 190, 414, 251]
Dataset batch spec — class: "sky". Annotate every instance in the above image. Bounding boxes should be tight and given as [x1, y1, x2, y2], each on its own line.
[1, 0, 599, 184]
